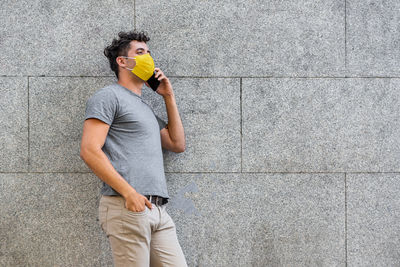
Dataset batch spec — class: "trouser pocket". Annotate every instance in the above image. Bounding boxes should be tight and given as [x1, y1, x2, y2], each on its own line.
[99, 204, 108, 235]
[99, 196, 126, 236]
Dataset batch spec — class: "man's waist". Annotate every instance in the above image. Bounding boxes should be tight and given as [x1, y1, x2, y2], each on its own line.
[105, 194, 169, 206]
[144, 195, 168, 206]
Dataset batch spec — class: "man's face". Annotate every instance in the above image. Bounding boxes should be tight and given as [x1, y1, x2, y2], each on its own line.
[120, 40, 151, 70]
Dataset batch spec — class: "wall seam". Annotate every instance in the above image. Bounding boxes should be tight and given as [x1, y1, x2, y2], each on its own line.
[345, 172, 348, 267]
[3, 171, 399, 174]
[2, 75, 399, 78]
[344, 1, 348, 264]
[27, 76, 30, 172]
[345, 0, 347, 77]
[133, 0, 136, 29]
[240, 78, 243, 173]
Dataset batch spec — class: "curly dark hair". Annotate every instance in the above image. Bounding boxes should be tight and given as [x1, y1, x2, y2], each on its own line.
[104, 30, 150, 78]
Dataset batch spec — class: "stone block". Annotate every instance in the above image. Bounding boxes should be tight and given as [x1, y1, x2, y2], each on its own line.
[242, 78, 400, 172]
[165, 172, 345, 266]
[347, 0, 400, 76]
[0, 77, 28, 172]
[0, 173, 111, 266]
[347, 173, 400, 266]
[142, 78, 241, 172]
[29, 77, 115, 171]
[136, 0, 345, 77]
[0, 0, 134, 76]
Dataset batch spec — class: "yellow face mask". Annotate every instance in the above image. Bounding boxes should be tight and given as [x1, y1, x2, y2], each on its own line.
[122, 53, 155, 81]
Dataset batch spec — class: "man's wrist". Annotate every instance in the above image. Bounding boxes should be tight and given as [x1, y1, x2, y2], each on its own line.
[163, 92, 175, 99]
[121, 187, 137, 199]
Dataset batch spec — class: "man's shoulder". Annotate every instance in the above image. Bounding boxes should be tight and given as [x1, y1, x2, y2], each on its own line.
[90, 83, 118, 99]
[98, 82, 119, 93]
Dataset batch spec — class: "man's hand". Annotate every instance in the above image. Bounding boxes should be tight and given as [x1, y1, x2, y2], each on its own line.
[146, 67, 174, 97]
[124, 191, 152, 212]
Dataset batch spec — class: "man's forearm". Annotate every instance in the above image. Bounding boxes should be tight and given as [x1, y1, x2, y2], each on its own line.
[163, 93, 185, 149]
[81, 148, 136, 198]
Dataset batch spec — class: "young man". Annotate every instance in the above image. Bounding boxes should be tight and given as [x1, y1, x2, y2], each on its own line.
[80, 30, 187, 267]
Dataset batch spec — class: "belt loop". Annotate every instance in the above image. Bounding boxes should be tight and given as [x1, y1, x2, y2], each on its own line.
[149, 195, 152, 203]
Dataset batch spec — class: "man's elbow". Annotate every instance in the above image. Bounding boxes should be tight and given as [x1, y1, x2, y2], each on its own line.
[80, 145, 95, 161]
[174, 143, 186, 153]
[80, 147, 88, 161]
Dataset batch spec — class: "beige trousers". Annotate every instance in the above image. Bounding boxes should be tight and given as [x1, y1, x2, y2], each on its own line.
[98, 195, 188, 267]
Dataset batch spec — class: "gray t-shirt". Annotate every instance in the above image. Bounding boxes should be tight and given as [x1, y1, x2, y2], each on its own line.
[84, 82, 169, 199]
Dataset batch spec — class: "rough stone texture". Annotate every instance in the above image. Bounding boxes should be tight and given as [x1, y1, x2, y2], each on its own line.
[165, 173, 345, 266]
[0, 0, 134, 76]
[347, 173, 400, 266]
[1, 0, 399, 266]
[347, 0, 400, 76]
[242, 78, 400, 172]
[142, 78, 241, 172]
[136, 0, 345, 77]
[29, 77, 116, 172]
[29, 77, 241, 173]
[0, 77, 28, 172]
[0, 173, 112, 267]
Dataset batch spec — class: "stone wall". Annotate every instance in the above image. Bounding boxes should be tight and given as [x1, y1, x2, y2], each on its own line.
[1, 0, 399, 266]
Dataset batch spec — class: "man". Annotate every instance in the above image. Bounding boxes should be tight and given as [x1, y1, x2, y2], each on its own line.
[80, 30, 188, 267]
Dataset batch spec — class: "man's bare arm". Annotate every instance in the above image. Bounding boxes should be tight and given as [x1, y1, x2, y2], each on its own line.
[160, 94, 185, 153]
[162, 93, 185, 152]
[152, 67, 185, 153]
[80, 118, 152, 211]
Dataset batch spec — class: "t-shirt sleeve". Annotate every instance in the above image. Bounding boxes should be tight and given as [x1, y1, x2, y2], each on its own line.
[155, 115, 167, 131]
[84, 89, 118, 125]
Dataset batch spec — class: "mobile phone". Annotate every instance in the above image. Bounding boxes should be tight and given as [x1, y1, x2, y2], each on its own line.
[147, 72, 160, 91]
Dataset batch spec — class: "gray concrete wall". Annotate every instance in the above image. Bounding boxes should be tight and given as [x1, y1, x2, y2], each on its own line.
[1, 1, 399, 266]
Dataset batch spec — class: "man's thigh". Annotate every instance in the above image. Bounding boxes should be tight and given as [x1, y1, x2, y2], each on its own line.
[99, 195, 152, 267]
[149, 206, 187, 267]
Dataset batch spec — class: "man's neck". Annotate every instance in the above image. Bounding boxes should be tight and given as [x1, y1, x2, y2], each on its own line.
[117, 73, 144, 96]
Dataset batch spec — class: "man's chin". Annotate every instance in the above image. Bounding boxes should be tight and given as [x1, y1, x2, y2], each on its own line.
[131, 73, 146, 83]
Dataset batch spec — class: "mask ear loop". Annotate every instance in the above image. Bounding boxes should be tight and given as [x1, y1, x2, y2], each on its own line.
[119, 56, 136, 71]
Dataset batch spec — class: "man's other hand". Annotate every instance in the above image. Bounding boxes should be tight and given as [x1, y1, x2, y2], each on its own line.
[124, 191, 152, 212]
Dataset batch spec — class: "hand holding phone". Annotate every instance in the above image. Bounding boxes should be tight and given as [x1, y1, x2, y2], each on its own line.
[146, 71, 160, 91]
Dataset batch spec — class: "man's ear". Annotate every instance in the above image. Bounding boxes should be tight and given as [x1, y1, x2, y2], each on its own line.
[116, 57, 125, 68]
